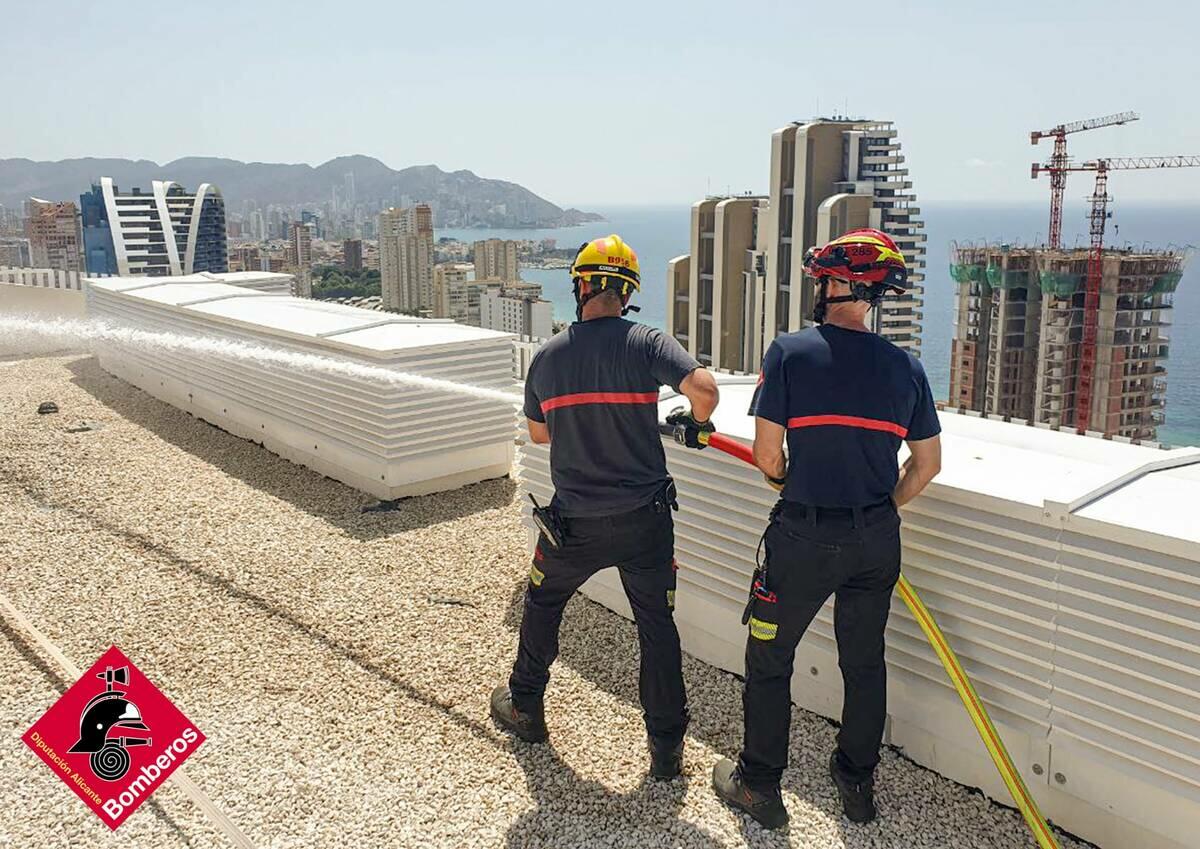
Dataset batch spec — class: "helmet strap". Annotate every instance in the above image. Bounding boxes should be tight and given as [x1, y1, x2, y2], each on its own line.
[814, 279, 890, 323]
[812, 279, 829, 324]
[572, 277, 590, 321]
[575, 277, 636, 321]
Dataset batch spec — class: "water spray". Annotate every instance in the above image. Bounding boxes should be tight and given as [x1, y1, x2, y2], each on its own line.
[0, 315, 523, 407]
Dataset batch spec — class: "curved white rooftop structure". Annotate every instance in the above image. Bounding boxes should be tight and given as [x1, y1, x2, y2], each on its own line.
[86, 278, 517, 499]
[517, 374, 1200, 849]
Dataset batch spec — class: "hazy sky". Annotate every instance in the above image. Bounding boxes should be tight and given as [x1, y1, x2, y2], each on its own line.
[5, 0, 1199, 207]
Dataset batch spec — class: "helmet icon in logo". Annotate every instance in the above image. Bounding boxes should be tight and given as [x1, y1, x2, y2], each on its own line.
[67, 665, 152, 781]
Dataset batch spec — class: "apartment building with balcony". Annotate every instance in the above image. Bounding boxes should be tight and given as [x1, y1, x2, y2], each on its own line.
[473, 238, 520, 283]
[432, 261, 479, 323]
[79, 178, 227, 277]
[379, 204, 434, 313]
[667, 196, 767, 370]
[480, 288, 552, 339]
[668, 119, 926, 373]
[25, 198, 84, 273]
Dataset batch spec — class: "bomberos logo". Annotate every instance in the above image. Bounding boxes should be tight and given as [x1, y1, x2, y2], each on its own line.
[23, 645, 206, 830]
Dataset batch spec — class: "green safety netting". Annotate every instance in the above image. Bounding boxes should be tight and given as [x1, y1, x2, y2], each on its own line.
[1150, 271, 1183, 294]
[949, 263, 988, 284]
[1039, 271, 1084, 297]
[985, 265, 1033, 289]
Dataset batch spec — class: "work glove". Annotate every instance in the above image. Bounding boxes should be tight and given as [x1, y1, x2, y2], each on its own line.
[665, 406, 715, 450]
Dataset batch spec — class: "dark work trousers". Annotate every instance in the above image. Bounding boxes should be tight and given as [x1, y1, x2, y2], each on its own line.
[737, 499, 902, 789]
[508, 502, 689, 745]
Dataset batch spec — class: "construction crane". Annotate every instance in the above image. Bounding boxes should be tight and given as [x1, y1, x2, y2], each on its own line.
[1038, 155, 1200, 432]
[1030, 111, 1139, 248]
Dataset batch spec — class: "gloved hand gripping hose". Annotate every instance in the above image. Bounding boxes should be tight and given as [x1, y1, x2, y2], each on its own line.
[656, 421, 1061, 849]
[665, 406, 716, 449]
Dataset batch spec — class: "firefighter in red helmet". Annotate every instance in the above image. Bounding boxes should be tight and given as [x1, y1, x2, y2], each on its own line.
[712, 229, 942, 829]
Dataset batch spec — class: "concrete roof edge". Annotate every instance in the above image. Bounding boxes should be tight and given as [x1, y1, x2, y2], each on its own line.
[1045, 448, 1200, 520]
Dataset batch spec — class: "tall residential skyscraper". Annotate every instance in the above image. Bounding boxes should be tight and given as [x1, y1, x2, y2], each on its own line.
[473, 238, 520, 282]
[79, 178, 227, 276]
[668, 196, 768, 370]
[667, 119, 926, 372]
[25, 198, 84, 273]
[289, 222, 314, 298]
[250, 209, 266, 241]
[948, 244, 1183, 441]
[343, 239, 363, 273]
[290, 222, 313, 269]
[378, 204, 434, 313]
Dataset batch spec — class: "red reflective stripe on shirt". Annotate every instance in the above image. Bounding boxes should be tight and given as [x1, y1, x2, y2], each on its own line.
[786, 414, 908, 438]
[540, 391, 660, 413]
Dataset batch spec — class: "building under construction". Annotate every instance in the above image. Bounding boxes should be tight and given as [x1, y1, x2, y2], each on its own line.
[949, 244, 1184, 441]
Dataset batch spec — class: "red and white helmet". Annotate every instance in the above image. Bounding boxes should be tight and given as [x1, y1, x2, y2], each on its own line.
[803, 228, 908, 293]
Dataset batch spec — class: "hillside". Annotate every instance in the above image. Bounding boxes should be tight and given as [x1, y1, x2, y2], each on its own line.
[0, 154, 602, 229]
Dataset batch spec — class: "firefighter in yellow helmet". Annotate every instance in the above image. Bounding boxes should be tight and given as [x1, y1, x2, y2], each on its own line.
[567, 233, 642, 320]
[491, 234, 720, 780]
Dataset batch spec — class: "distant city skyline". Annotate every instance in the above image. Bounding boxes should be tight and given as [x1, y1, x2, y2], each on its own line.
[5, 1, 1200, 207]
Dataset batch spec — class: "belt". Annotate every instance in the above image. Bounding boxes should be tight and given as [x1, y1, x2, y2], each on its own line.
[560, 480, 678, 530]
[776, 497, 895, 528]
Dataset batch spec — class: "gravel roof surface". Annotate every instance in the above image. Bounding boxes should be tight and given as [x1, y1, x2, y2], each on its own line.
[0, 355, 1089, 849]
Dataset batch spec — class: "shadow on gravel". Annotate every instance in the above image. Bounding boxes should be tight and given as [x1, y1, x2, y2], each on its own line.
[500, 576, 863, 847]
[6, 471, 749, 847]
[5, 473, 511, 762]
[66, 357, 516, 541]
[504, 741, 723, 849]
[0, 617, 200, 848]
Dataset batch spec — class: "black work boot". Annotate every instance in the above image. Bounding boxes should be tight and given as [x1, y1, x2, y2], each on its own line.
[490, 685, 548, 743]
[829, 751, 876, 823]
[712, 758, 789, 830]
[648, 736, 684, 780]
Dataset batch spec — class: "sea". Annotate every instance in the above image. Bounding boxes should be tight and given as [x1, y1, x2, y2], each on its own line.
[440, 202, 1200, 447]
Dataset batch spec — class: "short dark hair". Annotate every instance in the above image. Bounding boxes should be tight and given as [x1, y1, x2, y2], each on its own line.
[592, 287, 624, 308]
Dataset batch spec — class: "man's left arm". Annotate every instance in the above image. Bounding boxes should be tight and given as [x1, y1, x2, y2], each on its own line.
[527, 419, 550, 445]
[751, 341, 788, 487]
[894, 436, 940, 506]
[894, 361, 942, 506]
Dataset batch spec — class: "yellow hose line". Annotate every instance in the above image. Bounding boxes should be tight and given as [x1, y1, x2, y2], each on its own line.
[896, 574, 1060, 849]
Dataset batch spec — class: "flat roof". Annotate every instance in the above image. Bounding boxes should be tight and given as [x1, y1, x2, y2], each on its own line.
[88, 278, 513, 356]
[86, 271, 292, 288]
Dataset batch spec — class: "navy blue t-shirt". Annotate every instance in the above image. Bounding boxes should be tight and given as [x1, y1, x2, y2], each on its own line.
[751, 325, 940, 507]
[524, 317, 701, 517]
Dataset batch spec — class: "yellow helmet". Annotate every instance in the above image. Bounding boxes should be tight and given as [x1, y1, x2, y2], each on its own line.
[570, 234, 641, 319]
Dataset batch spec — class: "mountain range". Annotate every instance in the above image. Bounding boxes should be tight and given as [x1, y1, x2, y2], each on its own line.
[0, 155, 601, 229]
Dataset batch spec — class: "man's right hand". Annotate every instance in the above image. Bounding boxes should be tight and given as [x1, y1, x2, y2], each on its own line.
[665, 406, 715, 450]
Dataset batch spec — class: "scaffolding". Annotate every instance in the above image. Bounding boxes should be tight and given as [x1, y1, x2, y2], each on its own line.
[949, 243, 1185, 441]
[948, 244, 1043, 420]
